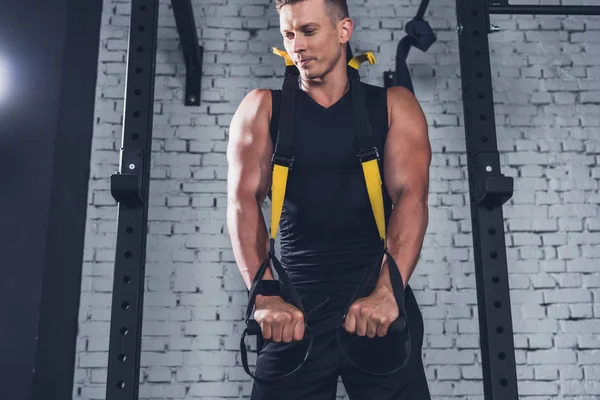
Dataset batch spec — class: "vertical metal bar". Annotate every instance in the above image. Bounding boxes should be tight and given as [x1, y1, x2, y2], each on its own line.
[454, 1, 519, 399]
[105, 0, 158, 398]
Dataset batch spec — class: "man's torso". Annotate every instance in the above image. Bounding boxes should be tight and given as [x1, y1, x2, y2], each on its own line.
[267, 82, 394, 290]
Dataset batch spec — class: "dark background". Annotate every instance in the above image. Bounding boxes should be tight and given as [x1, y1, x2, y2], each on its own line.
[0, 0, 103, 398]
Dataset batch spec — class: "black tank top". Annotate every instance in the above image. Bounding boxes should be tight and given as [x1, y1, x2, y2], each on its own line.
[269, 81, 393, 290]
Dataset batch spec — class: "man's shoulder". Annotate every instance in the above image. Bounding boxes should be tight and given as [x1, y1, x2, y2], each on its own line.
[385, 85, 427, 140]
[385, 83, 416, 98]
[243, 88, 273, 104]
[359, 81, 414, 101]
[235, 88, 273, 121]
[229, 89, 274, 143]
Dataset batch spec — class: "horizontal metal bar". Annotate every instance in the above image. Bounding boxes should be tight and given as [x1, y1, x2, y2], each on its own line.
[489, 4, 600, 15]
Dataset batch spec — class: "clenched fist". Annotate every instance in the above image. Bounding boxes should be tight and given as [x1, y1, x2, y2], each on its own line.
[343, 287, 399, 338]
[253, 295, 305, 343]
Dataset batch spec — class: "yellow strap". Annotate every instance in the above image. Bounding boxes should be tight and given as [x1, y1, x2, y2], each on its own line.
[348, 51, 376, 70]
[272, 47, 376, 70]
[270, 164, 289, 239]
[271, 159, 385, 245]
[272, 47, 295, 66]
[360, 159, 386, 246]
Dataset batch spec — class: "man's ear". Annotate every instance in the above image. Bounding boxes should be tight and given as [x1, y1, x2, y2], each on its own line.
[338, 18, 353, 44]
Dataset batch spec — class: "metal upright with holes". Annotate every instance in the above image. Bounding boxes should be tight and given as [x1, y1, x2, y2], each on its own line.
[106, 0, 159, 399]
[454, 1, 518, 399]
[456, 1, 600, 399]
[105, 0, 204, 397]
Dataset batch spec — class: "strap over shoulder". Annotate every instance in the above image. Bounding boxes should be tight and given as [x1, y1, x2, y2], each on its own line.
[269, 45, 386, 247]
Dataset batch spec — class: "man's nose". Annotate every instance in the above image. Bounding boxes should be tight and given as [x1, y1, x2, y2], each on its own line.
[292, 36, 306, 54]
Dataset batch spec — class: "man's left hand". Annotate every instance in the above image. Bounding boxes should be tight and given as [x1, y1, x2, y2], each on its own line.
[343, 287, 399, 338]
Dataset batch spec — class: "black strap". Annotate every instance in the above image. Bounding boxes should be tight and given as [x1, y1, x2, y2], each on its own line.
[350, 78, 408, 332]
[394, 38, 415, 94]
[340, 248, 408, 334]
[342, 78, 412, 373]
[241, 240, 314, 385]
[336, 247, 412, 375]
[245, 242, 308, 323]
[349, 76, 378, 154]
[272, 74, 297, 166]
[416, 0, 430, 19]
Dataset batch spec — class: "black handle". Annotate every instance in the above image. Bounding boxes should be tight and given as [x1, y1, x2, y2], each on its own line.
[341, 248, 408, 333]
[240, 240, 314, 384]
[245, 319, 311, 341]
[247, 319, 261, 336]
[336, 248, 412, 376]
[244, 244, 308, 326]
[240, 325, 314, 385]
[388, 314, 407, 334]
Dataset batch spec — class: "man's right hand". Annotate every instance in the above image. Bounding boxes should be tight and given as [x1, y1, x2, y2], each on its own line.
[253, 295, 305, 343]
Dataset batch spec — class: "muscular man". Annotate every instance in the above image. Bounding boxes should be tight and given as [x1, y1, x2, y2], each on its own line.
[227, 0, 431, 398]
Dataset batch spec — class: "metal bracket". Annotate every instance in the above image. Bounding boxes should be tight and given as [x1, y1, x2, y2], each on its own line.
[476, 152, 513, 206]
[110, 148, 144, 206]
[478, 175, 514, 206]
[171, 0, 203, 106]
[384, 71, 396, 89]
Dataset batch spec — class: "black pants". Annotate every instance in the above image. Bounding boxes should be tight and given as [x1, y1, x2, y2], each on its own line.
[250, 285, 431, 400]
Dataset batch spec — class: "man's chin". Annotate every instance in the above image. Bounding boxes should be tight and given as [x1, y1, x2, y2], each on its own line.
[300, 64, 329, 82]
[300, 70, 315, 80]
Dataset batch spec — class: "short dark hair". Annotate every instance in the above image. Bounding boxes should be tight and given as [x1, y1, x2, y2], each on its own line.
[274, 0, 349, 25]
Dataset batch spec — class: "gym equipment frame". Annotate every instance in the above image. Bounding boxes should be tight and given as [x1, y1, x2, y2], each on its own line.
[107, 0, 158, 398]
[455, 1, 600, 400]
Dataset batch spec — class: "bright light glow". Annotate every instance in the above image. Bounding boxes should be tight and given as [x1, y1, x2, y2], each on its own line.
[0, 57, 8, 102]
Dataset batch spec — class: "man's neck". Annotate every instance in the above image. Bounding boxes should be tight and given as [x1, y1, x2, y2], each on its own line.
[298, 69, 350, 108]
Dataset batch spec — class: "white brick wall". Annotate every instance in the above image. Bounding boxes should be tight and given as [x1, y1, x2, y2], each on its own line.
[74, 0, 600, 398]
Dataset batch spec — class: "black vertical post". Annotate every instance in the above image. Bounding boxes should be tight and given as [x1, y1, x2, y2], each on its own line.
[455, 1, 518, 399]
[106, 0, 158, 398]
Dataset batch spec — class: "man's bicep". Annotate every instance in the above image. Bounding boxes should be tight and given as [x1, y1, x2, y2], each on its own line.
[383, 87, 431, 204]
[227, 89, 274, 204]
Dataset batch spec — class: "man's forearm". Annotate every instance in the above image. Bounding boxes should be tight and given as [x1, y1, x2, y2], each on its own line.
[227, 198, 275, 290]
[376, 194, 428, 291]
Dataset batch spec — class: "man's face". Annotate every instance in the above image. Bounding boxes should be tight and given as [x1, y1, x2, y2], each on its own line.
[279, 0, 348, 80]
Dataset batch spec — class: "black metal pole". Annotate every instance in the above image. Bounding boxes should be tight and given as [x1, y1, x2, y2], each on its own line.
[171, 0, 204, 105]
[490, 4, 600, 15]
[106, 0, 158, 398]
[455, 1, 519, 399]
